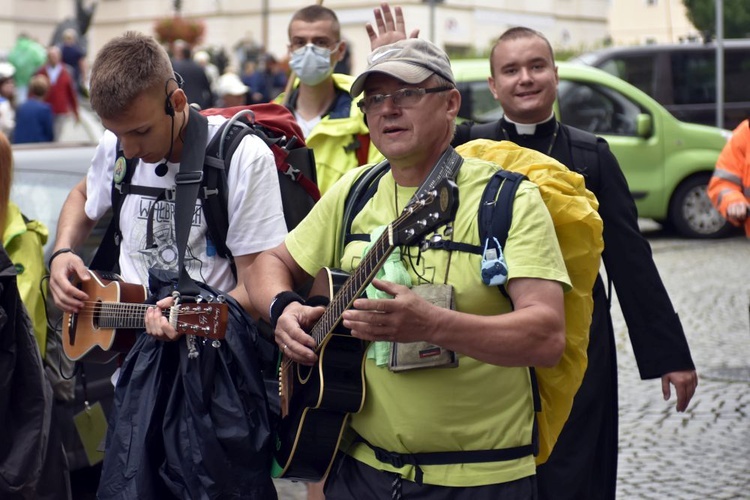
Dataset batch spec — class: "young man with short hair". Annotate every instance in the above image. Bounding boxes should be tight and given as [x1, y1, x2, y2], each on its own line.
[48, 31, 285, 498]
[277, 5, 382, 195]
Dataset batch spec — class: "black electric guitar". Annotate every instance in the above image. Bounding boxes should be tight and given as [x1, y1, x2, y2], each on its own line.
[271, 178, 458, 481]
[62, 269, 228, 363]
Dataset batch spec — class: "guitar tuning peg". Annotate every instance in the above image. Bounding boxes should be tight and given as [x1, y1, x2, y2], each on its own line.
[217, 295, 226, 303]
[430, 233, 443, 244]
[443, 224, 454, 237]
[195, 294, 204, 303]
[211, 339, 221, 348]
[420, 240, 430, 252]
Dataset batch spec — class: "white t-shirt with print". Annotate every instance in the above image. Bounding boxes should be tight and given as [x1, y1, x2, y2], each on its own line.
[85, 114, 287, 291]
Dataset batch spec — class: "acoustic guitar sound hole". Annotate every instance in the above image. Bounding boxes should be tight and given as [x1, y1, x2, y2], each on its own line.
[92, 300, 102, 329]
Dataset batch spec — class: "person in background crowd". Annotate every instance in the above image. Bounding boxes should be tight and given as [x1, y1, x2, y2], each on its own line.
[36, 45, 79, 141]
[708, 118, 750, 236]
[171, 39, 214, 110]
[248, 36, 570, 499]
[13, 74, 54, 144]
[0, 63, 16, 139]
[247, 53, 287, 104]
[275, 4, 382, 195]
[0, 132, 70, 500]
[59, 28, 87, 96]
[0, 130, 49, 357]
[194, 50, 220, 98]
[7, 32, 47, 104]
[367, 4, 698, 500]
[216, 71, 249, 107]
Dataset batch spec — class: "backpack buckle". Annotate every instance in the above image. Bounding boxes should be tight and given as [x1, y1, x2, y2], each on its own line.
[175, 171, 204, 185]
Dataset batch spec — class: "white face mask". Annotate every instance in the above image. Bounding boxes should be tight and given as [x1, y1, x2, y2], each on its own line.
[289, 43, 338, 86]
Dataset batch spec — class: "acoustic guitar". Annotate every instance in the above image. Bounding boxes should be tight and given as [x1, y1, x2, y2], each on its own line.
[271, 178, 458, 481]
[62, 269, 228, 363]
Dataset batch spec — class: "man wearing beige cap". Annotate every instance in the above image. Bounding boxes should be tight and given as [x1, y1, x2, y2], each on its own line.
[216, 72, 249, 107]
[247, 38, 569, 497]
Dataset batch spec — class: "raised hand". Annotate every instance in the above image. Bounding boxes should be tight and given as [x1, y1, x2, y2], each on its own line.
[366, 2, 420, 50]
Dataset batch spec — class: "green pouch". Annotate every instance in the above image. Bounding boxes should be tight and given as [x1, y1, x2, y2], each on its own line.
[73, 401, 108, 466]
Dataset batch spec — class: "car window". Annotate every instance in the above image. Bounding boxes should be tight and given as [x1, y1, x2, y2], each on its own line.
[725, 49, 750, 104]
[11, 165, 109, 264]
[558, 80, 643, 136]
[671, 51, 715, 105]
[598, 55, 655, 96]
[456, 81, 503, 123]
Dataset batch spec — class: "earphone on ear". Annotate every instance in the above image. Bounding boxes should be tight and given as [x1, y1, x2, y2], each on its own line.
[163, 73, 184, 117]
[164, 89, 176, 117]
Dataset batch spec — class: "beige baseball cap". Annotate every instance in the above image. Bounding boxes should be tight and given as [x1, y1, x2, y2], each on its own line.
[350, 38, 455, 97]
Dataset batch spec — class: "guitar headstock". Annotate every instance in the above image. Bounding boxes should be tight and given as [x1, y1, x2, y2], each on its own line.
[392, 178, 459, 246]
[173, 302, 228, 340]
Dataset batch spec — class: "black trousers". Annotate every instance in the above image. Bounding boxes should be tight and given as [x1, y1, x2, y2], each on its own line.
[324, 452, 537, 500]
[536, 278, 619, 500]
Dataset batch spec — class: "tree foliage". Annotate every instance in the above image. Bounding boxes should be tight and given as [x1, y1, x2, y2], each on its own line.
[682, 0, 750, 39]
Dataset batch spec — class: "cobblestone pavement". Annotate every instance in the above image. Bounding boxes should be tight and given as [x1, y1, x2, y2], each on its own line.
[613, 227, 750, 500]
[272, 226, 750, 500]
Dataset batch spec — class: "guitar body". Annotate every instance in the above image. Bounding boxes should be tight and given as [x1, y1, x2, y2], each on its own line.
[62, 270, 148, 363]
[272, 267, 369, 481]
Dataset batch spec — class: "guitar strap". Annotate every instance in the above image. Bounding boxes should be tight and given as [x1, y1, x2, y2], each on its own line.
[172, 107, 209, 298]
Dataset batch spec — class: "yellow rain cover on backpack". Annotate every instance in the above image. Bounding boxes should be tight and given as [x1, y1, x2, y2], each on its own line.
[456, 139, 604, 464]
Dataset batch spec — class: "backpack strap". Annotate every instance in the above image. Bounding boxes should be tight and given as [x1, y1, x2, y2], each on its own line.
[477, 169, 527, 299]
[89, 142, 139, 272]
[340, 160, 391, 253]
[564, 125, 601, 189]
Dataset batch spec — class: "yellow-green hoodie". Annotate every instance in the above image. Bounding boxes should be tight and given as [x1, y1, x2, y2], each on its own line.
[3, 202, 48, 357]
[276, 73, 383, 194]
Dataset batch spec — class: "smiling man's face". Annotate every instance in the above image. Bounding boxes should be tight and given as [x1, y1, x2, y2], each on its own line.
[488, 35, 559, 124]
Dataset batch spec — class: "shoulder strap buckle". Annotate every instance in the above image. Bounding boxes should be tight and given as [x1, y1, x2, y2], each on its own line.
[175, 171, 204, 185]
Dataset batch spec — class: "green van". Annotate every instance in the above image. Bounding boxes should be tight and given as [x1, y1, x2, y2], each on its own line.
[452, 59, 733, 238]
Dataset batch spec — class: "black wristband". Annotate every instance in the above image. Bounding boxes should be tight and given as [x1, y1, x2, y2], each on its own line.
[269, 291, 305, 329]
[48, 248, 75, 269]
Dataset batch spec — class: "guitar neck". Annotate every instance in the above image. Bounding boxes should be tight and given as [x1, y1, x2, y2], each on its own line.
[310, 229, 395, 345]
[96, 302, 153, 330]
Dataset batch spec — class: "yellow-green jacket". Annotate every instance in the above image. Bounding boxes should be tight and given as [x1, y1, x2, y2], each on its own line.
[4, 202, 48, 357]
[275, 73, 383, 194]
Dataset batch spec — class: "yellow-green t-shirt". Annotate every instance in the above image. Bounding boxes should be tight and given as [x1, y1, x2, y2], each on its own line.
[286, 157, 570, 487]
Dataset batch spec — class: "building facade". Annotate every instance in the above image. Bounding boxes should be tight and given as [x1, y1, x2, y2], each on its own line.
[2, 0, 619, 76]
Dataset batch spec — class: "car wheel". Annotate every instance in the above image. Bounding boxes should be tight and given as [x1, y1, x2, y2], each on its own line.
[668, 174, 734, 238]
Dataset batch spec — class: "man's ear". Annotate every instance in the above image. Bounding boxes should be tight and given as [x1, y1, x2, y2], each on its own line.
[171, 88, 188, 113]
[334, 40, 347, 62]
[446, 88, 462, 121]
[488, 76, 499, 101]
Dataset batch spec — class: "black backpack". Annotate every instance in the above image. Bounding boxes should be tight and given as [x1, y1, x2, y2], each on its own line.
[90, 103, 318, 274]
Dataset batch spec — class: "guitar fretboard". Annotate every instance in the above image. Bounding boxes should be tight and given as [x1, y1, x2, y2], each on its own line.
[96, 303, 152, 329]
[309, 228, 395, 346]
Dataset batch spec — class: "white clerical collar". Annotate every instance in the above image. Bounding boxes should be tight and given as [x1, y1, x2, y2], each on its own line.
[503, 112, 556, 135]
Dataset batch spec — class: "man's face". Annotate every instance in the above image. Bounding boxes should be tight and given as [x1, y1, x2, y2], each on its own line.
[362, 74, 458, 169]
[101, 88, 176, 164]
[488, 36, 559, 124]
[288, 19, 343, 65]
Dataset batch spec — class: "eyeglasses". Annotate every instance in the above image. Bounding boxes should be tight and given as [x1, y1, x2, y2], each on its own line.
[357, 86, 453, 114]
